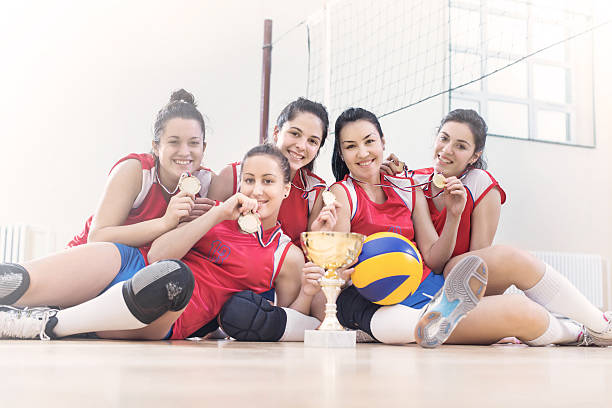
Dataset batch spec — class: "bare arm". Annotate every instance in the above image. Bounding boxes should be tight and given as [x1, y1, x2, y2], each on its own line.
[207, 164, 237, 202]
[328, 184, 352, 233]
[147, 192, 258, 263]
[469, 188, 502, 251]
[88, 159, 191, 247]
[413, 179, 466, 271]
[307, 189, 325, 230]
[274, 246, 308, 311]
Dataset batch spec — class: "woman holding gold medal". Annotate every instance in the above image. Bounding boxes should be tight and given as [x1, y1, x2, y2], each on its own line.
[381, 109, 505, 258]
[331, 108, 612, 347]
[208, 98, 346, 340]
[0, 145, 333, 341]
[0, 89, 218, 314]
[68, 89, 217, 249]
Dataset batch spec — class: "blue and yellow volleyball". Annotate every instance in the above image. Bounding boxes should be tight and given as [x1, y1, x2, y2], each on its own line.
[352, 232, 423, 305]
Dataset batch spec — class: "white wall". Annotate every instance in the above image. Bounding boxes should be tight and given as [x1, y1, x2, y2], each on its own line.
[0, 0, 324, 245]
[0, 0, 610, 266]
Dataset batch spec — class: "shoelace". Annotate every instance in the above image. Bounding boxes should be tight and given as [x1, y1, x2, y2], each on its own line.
[0, 306, 55, 340]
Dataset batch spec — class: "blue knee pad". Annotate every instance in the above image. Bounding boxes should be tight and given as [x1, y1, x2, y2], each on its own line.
[219, 290, 287, 341]
[122, 259, 194, 324]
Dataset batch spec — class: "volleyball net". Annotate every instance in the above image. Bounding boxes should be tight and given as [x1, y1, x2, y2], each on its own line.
[282, 0, 607, 124]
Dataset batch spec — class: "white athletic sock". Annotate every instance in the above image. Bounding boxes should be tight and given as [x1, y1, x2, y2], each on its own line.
[523, 264, 607, 332]
[278, 307, 321, 341]
[370, 304, 421, 344]
[525, 312, 583, 346]
[53, 283, 146, 338]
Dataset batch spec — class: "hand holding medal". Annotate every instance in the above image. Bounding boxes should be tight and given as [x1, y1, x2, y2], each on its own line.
[311, 190, 339, 232]
[178, 173, 201, 195]
[432, 173, 446, 189]
[238, 211, 261, 234]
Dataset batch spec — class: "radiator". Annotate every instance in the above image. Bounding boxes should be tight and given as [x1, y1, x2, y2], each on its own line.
[0, 225, 27, 263]
[504, 251, 610, 310]
[0, 225, 56, 263]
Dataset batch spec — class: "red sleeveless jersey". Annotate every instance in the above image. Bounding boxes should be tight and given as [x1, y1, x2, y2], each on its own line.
[334, 173, 432, 280]
[67, 153, 213, 248]
[169, 220, 292, 339]
[411, 167, 506, 257]
[229, 162, 326, 248]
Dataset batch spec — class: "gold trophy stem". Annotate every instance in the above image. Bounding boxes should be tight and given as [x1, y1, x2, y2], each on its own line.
[317, 269, 344, 331]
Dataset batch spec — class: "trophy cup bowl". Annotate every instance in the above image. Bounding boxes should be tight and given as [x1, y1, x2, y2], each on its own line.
[300, 231, 365, 347]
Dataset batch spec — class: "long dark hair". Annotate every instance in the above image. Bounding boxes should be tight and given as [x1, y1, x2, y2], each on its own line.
[273, 97, 329, 172]
[439, 109, 488, 170]
[332, 108, 384, 181]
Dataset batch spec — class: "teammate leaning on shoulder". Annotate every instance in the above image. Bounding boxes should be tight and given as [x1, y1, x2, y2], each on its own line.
[67, 89, 217, 249]
[0, 145, 330, 341]
[208, 97, 329, 248]
[339, 108, 612, 347]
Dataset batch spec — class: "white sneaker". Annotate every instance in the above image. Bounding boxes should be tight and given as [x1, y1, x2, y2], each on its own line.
[584, 311, 612, 347]
[0, 306, 58, 340]
[414, 255, 488, 348]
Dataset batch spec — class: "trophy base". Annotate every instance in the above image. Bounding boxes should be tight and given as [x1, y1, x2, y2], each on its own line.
[304, 329, 356, 348]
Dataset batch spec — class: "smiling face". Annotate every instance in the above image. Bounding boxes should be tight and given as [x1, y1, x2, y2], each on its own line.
[338, 119, 385, 182]
[273, 112, 324, 178]
[239, 154, 291, 229]
[433, 121, 481, 177]
[153, 118, 205, 185]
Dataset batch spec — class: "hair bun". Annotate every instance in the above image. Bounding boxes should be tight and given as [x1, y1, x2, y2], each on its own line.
[170, 89, 196, 106]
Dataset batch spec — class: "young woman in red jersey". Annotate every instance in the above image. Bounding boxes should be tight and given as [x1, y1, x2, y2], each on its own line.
[68, 89, 217, 249]
[330, 108, 612, 347]
[382, 109, 505, 257]
[208, 98, 329, 248]
[0, 145, 330, 341]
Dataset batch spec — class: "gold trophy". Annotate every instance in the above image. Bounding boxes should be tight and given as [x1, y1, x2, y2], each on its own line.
[301, 231, 365, 347]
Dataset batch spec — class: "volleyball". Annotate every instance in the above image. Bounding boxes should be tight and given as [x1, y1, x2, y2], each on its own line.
[352, 232, 423, 305]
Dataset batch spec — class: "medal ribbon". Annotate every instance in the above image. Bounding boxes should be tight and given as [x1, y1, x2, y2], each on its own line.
[254, 222, 283, 248]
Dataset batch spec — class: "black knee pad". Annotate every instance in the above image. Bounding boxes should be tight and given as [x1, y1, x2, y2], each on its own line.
[219, 290, 287, 341]
[0, 263, 30, 304]
[122, 259, 194, 324]
[337, 285, 381, 339]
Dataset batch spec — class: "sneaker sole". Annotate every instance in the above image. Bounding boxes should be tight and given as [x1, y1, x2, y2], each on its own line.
[414, 255, 488, 348]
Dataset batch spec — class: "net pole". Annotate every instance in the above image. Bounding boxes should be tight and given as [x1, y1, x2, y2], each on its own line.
[259, 19, 273, 144]
[323, 3, 331, 112]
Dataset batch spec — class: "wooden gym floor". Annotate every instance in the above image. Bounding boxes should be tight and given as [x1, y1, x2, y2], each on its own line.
[1, 339, 609, 407]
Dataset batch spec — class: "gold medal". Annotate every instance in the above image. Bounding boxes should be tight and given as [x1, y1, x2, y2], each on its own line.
[178, 174, 201, 195]
[432, 173, 446, 189]
[322, 190, 336, 206]
[238, 212, 260, 234]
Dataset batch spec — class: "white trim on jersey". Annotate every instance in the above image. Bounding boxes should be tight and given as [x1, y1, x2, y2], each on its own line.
[194, 169, 213, 198]
[340, 178, 359, 220]
[134, 167, 156, 208]
[271, 232, 292, 288]
[461, 169, 498, 205]
[300, 170, 326, 213]
[382, 174, 415, 212]
[411, 172, 431, 187]
[133, 167, 213, 210]
[411, 168, 499, 206]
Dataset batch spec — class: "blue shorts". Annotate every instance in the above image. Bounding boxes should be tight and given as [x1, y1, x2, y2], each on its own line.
[398, 272, 444, 309]
[102, 243, 146, 292]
